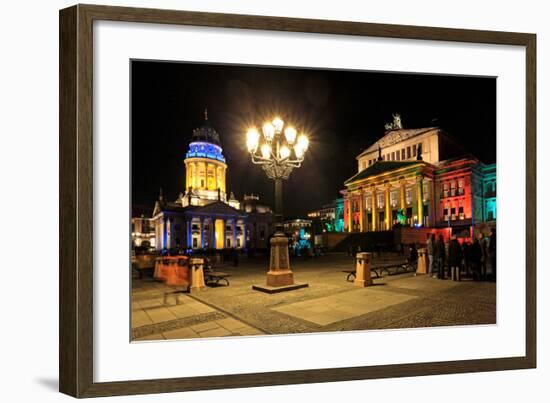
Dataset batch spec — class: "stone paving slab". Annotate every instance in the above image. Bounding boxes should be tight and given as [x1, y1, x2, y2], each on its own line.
[272, 288, 417, 326]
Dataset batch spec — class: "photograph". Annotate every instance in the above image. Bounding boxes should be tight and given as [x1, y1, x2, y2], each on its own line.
[130, 60, 497, 341]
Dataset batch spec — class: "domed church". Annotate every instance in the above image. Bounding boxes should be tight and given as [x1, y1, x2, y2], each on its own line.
[151, 110, 273, 251]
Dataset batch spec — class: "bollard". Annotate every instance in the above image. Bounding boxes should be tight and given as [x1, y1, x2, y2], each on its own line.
[354, 252, 373, 287]
[416, 248, 428, 275]
[190, 258, 206, 292]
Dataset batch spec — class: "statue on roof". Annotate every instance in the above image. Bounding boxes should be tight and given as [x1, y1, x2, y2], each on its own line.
[385, 113, 403, 131]
[392, 113, 403, 129]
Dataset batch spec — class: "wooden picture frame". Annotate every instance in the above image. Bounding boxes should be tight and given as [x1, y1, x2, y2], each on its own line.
[59, 4, 536, 398]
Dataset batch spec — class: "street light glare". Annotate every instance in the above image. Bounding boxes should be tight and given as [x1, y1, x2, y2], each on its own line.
[297, 134, 309, 151]
[261, 143, 272, 159]
[294, 144, 305, 158]
[262, 122, 275, 141]
[284, 126, 297, 144]
[246, 128, 260, 152]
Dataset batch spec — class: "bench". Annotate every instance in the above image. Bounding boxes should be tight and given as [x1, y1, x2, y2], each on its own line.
[204, 265, 231, 286]
[343, 262, 416, 282]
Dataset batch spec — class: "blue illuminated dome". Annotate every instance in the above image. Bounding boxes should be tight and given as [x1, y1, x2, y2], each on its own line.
[186, 142, 226, 163]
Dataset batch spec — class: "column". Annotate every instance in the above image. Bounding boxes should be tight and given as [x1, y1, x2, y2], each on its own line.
[200, 218, 204, 248]
[186, 221, 191, 248]
[233, 220, 237, 248]
[371, 188, 377, 231]
[347, 197, 353, 232]
[417, 176, 424, 226]
[400, 179, 406, 210]
[162, 216, 167, 249]
[358, 190, 364, 232]
[193, 162, 198, 189]
[385, 184, 391, 230]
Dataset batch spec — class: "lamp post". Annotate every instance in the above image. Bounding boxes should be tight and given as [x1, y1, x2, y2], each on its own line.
[246, 117, 310, 290]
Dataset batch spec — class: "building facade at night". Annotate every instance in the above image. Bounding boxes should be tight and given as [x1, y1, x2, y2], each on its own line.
[308, 198, 345, 234]
[151, 112, 273, 251]
[343, 115, 496, 237]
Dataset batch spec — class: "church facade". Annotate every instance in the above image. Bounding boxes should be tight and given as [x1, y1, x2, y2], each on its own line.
[151, 112, 273, 251]
[343, 115, 496, 237]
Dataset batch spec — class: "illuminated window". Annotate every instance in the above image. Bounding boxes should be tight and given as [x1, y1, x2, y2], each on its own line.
[390, 191, 398, 207]
[458, 200, 465, 219]
[366, 195, 372, 210]
[405, 189, 412, 205]
[443, 182, 449, 198]
[377, 194, 384, 209]
[450, 180, 456, 196]
[458, 179, 465, 195]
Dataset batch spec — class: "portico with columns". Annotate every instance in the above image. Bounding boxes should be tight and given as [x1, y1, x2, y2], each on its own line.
[343, 161, 435, 232]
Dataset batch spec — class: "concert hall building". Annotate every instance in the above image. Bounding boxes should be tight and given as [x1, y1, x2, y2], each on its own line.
[342, 115, 496, 238]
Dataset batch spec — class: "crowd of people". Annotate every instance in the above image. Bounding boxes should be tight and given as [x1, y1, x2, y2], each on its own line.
[425, 230, 496, 282]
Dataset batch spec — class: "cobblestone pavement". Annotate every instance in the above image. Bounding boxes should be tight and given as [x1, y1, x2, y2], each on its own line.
[131, 253, 496, 341]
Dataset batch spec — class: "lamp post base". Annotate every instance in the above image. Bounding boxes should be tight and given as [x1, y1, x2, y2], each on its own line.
[252, 230, 308, 293]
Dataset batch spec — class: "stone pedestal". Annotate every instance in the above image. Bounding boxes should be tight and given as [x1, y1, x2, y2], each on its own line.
[416, 248, 428, 275]
[252, 231, 308, 293]
[266, 233, 293, 287]
[189, 258, 205, 292]
[354, 252, 373, 287]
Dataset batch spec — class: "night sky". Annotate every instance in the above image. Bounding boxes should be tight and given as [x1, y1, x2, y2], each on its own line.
[131, 61, 496, 218]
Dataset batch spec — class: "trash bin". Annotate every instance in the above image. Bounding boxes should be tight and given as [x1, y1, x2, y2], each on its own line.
[355, 252, 373, 287]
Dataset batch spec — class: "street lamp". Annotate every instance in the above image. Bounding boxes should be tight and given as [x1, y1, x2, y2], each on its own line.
[246, 116, 310, 291]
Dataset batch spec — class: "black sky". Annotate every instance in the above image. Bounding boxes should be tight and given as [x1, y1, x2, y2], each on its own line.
[131, 61, 496, 218]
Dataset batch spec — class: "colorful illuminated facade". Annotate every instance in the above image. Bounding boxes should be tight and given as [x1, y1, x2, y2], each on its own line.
[151, 111, 273, 251]
[308, 198, 345, 234]
[343, 114, 496, 236]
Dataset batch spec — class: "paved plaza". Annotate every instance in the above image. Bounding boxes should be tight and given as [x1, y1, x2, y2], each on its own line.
[131, 253, 496, 341]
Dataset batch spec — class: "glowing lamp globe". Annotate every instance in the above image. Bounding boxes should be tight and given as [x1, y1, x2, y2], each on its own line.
[279, 145, 291, 159]
[284, 126, 297, 144]
[272, 117, 284, 133]
[246, 128, 260, 152]
[261, 143, 271, 159]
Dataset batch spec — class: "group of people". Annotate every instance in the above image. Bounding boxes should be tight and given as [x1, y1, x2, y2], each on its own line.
[425, 230, 496, 282]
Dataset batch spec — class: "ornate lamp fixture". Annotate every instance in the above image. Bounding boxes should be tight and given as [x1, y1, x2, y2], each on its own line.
[246, 117, 309, 224]
[246, 116, 309, 292]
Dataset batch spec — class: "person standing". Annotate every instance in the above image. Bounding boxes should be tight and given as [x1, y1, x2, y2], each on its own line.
[477, 232, 488, 281]
[470, 237, 483, 281]
[449, 236, 463, 281]
[409, 242, 418, 268]
[435, 235, 446, 279]
[427, 233, 435, 277]
[488, 229, 497, 282]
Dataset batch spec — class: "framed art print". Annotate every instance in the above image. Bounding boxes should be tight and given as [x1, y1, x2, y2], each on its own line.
[59, 4, 536, 398]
